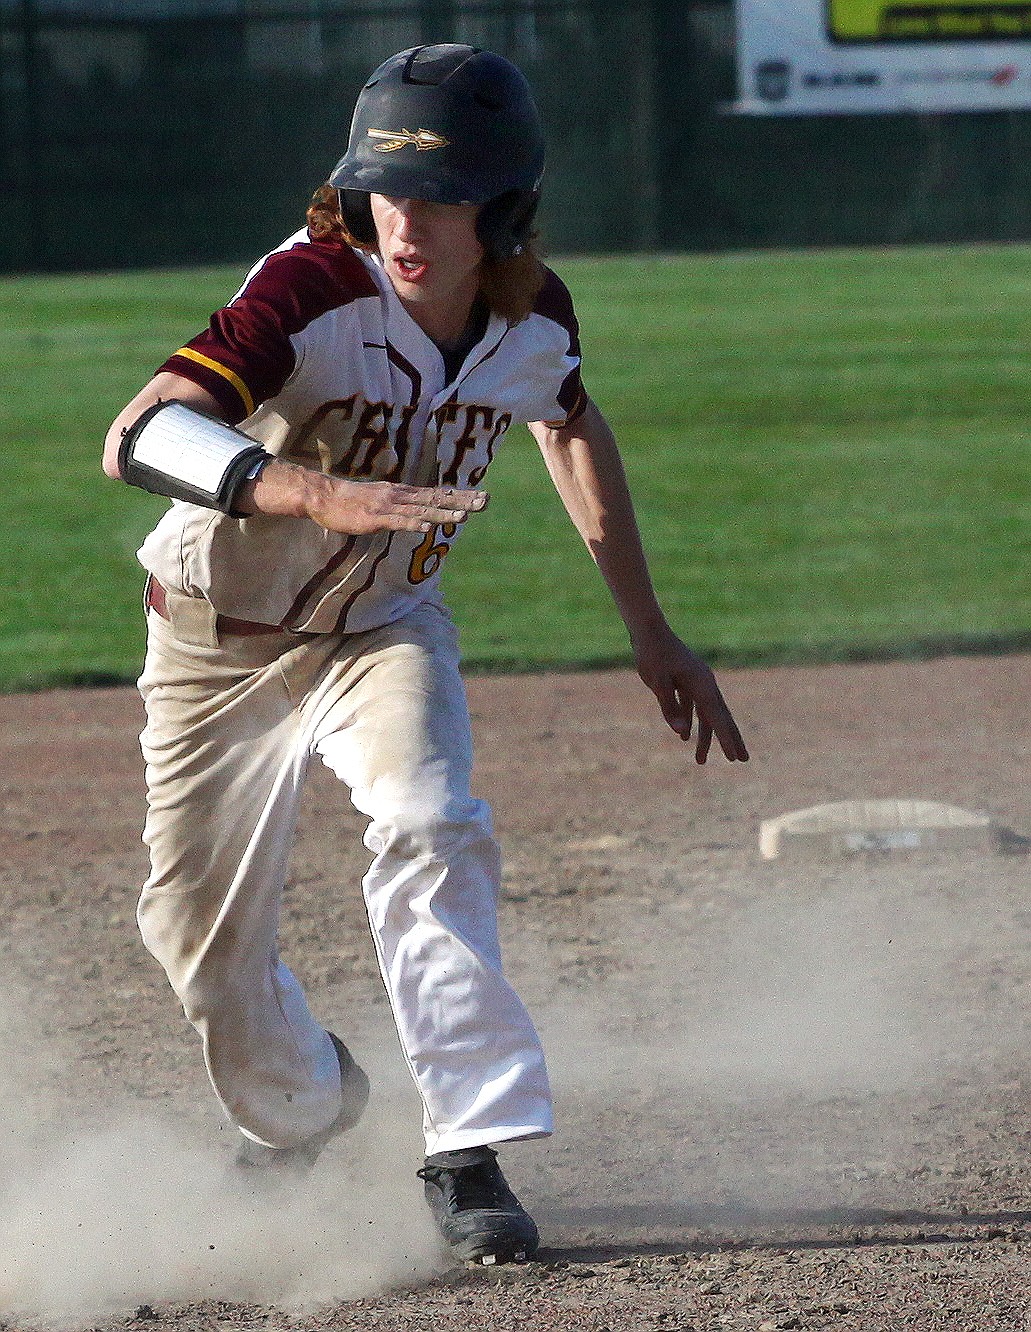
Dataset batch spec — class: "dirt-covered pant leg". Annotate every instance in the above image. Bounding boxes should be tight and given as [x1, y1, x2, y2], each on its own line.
[309, 602, 552, 1155]
[136, 600, 551, 1153]
[136, 610, 338, 1147]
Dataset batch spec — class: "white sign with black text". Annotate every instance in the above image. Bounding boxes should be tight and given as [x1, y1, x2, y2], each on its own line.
[734, 0, 1031, 114]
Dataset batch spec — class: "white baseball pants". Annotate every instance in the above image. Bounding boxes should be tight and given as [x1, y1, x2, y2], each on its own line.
[135, 595, 552, 1155]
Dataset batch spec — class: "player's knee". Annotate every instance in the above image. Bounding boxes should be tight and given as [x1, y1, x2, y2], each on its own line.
[366, 794, 495, 862]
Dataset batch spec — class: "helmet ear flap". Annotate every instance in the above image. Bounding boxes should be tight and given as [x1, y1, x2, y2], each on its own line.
[477, 189, 540, 263]
[338, 189, 376, 246]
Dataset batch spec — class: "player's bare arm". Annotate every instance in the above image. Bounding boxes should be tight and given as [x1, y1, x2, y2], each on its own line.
[529, 398, 748, 764]
[103, 371, 487, 536]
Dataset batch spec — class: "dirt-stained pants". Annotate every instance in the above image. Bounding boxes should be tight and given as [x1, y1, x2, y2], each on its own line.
[136, 597, 552, 1155]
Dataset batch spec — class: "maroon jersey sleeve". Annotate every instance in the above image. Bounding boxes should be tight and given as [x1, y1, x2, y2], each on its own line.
[158, 236, 377, 423]
[535, 267, 588, 427]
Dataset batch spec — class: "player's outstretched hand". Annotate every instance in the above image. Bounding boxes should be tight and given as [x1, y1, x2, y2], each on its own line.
[312, 478, 489, 536]
[251, 462, 489, 535]
[632, 624, 749, 765]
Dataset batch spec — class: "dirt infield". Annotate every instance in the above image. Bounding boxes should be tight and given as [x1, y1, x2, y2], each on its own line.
[0, 653, 1028, 1331]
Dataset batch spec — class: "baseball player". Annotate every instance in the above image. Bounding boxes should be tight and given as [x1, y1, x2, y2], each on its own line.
[102, 43, 748, 1267]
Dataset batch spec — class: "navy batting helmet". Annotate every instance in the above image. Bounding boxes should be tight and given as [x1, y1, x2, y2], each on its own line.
[329, 44, 545, 262]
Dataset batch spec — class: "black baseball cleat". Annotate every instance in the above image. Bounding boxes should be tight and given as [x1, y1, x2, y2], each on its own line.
[417, 1145, 539, 1266]
[234, 1033, 369, 1176]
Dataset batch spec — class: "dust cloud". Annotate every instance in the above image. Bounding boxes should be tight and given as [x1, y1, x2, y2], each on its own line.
[518, 855, 1030, 1231]
[0, 1022, 440, 1320]
[1, 853, 1026, 1312]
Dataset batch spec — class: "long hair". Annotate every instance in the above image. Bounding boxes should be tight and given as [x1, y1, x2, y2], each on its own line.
[306, 184, 545, 325]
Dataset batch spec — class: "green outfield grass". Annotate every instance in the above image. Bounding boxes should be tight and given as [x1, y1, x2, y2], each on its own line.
[1, 245, 1028, 690]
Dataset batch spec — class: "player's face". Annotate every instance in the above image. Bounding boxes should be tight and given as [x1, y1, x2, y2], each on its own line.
[370, 195, 484, 336]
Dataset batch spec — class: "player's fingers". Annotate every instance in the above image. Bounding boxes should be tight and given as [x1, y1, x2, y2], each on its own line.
[695, 718, 713, 765]
[655, 683, 692, 739]
[691, 675, 749, 763]
[707, 704, 749, 763]
[395, 485, 489, 513]
[437, 485, 488, 512]
[367, 500, 485, 531]
[413, 503, 480, 526]
[325, 482, 488, 534]
[384, 514, 449, 533]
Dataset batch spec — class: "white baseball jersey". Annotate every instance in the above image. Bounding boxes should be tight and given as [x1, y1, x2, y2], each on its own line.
[137, 229, 586, 635]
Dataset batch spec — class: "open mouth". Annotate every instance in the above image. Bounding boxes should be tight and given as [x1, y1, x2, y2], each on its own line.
[394, 255, 428, 282]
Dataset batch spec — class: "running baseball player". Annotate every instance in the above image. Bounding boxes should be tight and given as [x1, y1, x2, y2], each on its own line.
[102, 43, 748, 1267]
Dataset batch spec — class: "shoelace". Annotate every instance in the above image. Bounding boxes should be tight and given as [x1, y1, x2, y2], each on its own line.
[418, 1160, 515, 1211]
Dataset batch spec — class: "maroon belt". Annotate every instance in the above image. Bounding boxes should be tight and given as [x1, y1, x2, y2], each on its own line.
[145, 577, 287, 637]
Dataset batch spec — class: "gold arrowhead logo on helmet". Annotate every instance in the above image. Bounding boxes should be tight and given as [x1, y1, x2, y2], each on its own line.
[367, 127, 451, 153]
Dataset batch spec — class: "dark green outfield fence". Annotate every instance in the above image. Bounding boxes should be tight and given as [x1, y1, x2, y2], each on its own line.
[3, 0, 1031, 272]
